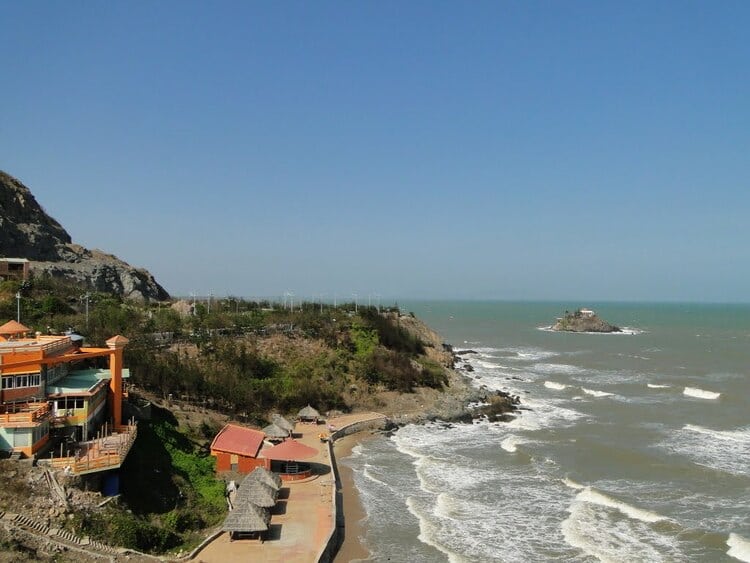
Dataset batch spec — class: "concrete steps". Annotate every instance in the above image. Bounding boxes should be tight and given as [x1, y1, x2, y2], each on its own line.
[8, 511, 120, 556]
[13, 513, 50, 535]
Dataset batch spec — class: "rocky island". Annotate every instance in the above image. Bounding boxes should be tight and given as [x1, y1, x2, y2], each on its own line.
[551, 308, 621, 333]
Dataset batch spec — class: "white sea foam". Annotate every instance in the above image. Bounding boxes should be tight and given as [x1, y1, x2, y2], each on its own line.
[363, 466, 391, 488]
[562, 488, 676, 563]
[728, 533, 750, 562]
[544, 381, 568, 390]
[500, 436, 525, 453]
[684, 387, 721, 400]
[647, 383, 671, 389]
[533, 363, 584, 375]
[405, 496, 468, 563]
[658, 424, 750, 477]
[684, 424, 749, 444]
[539, 326, 644, 335]
[502, 347, 558, 361]
[581, 387, 614, 398]
[576, 487, 667, 523]
[476, 359, 507, 370]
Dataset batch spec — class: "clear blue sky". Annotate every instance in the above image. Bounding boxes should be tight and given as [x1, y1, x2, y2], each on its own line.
[2, 2, 748, 302]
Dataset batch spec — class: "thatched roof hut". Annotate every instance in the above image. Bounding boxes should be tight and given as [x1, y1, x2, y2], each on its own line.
[247, 467, 282, 491]
[0, 320, 30, 338]
[236, 478, 278, 508]
[222, 502, 270, 534]
[298, 404, 320, 422]
[270, 413, 295, 433]
[262, 423, 289, 441]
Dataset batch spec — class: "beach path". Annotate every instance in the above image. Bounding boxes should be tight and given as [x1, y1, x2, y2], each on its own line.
[193, 412, 384, 563]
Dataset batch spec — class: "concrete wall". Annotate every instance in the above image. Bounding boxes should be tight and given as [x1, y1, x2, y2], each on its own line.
[316, 414, 388, 563]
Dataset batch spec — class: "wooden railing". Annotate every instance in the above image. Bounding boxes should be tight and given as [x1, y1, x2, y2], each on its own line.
[45, 422, 138, 475]
[0, 336, 72, 358]
[0, 402, 51, 425]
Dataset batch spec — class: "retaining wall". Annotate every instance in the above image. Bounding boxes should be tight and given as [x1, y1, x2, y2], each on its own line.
[316, 414, 388, 563]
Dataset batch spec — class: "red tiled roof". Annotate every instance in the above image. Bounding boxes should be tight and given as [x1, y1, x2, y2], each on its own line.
[261, 439, 318, 461]
[210, 424, 265, 458]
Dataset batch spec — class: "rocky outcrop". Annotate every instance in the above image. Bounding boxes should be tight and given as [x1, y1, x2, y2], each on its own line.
[0, 171, 169, 301]
[551, 309, 621, 333]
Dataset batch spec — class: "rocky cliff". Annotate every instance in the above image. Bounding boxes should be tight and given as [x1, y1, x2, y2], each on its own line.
[0, 171, 170, 301]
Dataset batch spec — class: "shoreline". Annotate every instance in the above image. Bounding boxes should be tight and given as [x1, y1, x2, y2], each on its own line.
[332, 432, 375, 563]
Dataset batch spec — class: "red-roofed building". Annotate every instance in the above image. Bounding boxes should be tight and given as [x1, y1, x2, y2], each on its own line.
[210, 424, 269, 473]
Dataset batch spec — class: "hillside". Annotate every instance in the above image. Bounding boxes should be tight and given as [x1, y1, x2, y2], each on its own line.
[0, 171, 169, 301]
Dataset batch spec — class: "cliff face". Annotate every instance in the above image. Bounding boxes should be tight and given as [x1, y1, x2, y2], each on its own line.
[552, 310, 621, 333]
[0, 171, 170, 301]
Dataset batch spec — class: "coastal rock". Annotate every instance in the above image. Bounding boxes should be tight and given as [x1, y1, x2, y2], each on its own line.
[551, 308, 621, 333]
[0, 171, 169, 301]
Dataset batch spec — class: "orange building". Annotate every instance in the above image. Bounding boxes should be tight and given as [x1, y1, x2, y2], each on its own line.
[210, 424, 269, 473]
[0, 320, 131, 463]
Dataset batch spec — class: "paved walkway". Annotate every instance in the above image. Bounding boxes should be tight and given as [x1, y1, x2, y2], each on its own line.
[193, 412, 385, 563]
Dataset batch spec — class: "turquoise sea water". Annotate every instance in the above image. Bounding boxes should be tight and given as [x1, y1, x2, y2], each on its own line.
[343, 301, 750, 562]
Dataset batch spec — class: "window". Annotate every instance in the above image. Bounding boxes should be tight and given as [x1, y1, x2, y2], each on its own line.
[75, 398, 84, 409]
[1, 377, 12, 389]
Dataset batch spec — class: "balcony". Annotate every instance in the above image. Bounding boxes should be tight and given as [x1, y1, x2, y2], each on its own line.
[44, 422, 138, 475]
[0, 402, 51, 427]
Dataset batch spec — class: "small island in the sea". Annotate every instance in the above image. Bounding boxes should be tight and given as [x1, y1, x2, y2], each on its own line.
[551, 308, 622, 333]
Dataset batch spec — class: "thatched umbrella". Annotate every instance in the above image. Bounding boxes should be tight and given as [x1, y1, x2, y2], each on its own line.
[222, 503, 270, 534]
[270, 413, 295, 434]
[297, 404, 320, 422]
[0, 320, 30, 338]
[247, 467, 282, 491]
[236, 479, 278, 508]
[262, 423, 289, 441]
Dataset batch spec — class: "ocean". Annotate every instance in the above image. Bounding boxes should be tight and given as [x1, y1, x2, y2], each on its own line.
[342, 301, 750, 562]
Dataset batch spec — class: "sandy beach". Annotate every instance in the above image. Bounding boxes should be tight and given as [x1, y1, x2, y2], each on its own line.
[333, 433, 375, 563]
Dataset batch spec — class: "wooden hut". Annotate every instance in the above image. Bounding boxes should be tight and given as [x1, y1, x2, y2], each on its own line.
[223, 502, 270, 542]
[237, 478, 278, 508]
[247, 466, 282, 490]
[297, 404, 320, 423]
[262, 422, 289, 442]
[270, 413, 295, 435]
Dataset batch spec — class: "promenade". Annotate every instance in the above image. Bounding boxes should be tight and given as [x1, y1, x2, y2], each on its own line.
[194, 412, 385, 563]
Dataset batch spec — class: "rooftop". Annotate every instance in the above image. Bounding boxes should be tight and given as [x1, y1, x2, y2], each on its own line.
[211, 424, 266, 458]
[46, 368, 131, 395]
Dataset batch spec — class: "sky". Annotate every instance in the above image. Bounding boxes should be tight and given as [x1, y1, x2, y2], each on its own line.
[1, 1, 748, 302]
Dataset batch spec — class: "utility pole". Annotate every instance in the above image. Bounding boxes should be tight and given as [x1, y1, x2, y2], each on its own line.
[353, 292, 358, 313]
[83, 292, 90, 328]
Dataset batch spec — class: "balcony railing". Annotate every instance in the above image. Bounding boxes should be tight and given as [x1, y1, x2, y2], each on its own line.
[0, 402, 51, 426]
[44, 422, 138, 475]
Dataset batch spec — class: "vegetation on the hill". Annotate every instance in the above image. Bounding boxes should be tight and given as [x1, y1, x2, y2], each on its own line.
[68, 405, 224, 553]
[0, 276, 450, 554]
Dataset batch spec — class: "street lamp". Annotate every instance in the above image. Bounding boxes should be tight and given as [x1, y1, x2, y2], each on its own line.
[15, 292, 21, 323]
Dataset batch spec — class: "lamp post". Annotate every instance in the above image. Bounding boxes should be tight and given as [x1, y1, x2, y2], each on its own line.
[82, 292, 90, 328]
[16, 292, 21, 323]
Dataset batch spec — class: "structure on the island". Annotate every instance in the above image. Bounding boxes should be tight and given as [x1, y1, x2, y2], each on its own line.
[0, 320, 136, 474]
[578, 308, 595, 318]
[297, 404, 320, 423]
[210, 424, 268, 473]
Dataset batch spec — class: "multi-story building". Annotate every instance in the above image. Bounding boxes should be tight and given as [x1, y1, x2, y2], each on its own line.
[0, 320, 134, 473]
